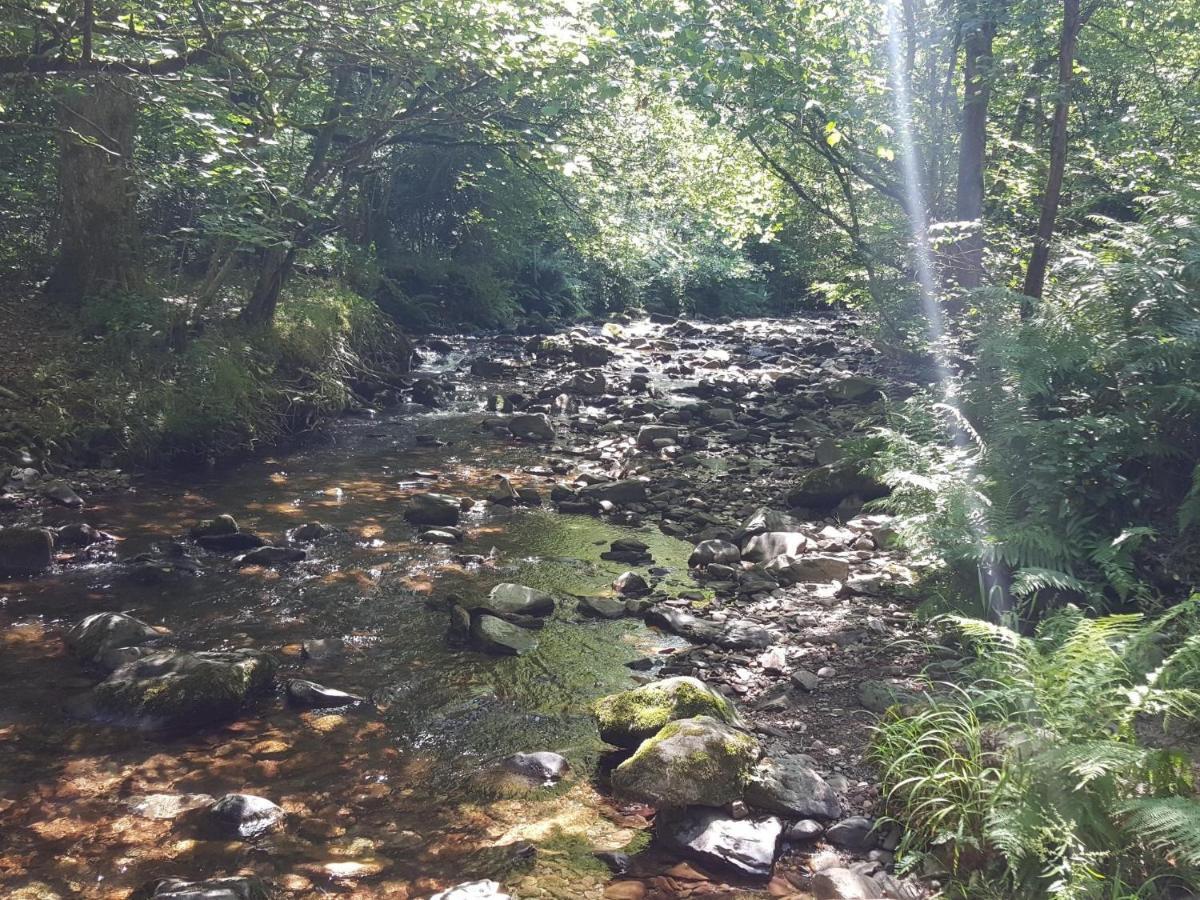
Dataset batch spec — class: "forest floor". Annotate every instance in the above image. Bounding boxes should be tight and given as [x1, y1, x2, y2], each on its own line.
[0, 313, 934, 900]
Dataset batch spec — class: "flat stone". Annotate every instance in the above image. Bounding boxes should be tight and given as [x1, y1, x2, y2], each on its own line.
[579, 596, 627, 619]
[745, 755, 842, 819]
[430, 881, 512, 900]
[286, 679, 364, 708]
[239, 546, 306, 566]
[470, 614, 538, 655]
[150, 877, 270, 900]
[811, 867, 883, 900]
[404, 492, 462, 526]
[655, 806, 782, 879]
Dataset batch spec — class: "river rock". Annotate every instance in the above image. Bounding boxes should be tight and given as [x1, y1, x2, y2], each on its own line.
[430, 882, 511, 900]
[637, 424, 679, 449]
[189, 514, 239, 538]
[578, 595, 626, 619]
[470, 614, 538, 655]
[655, 806, 782, 879]
[826, 375, 883, 403]
[286, 678, 364, 708]
[811, 868, 885, 900]
[744, 755, 842, 819]
[196, 532, 266, 552]
[826, 815, 878, 851]
[488, 475, 520, 506]
[571, 341, 614, 367]
[469, 582, 556, 617]
[404, 492, 462, 526]
[43, 480, 84, 507]
[645, 606, 772, 650]
[149, 877, 270, 900]
[238, 545, 306, 566]
[291, 521, 329, 542]
[56, 522, 108, 548]
[499, 751, 570, 786]
[737, 507, 803, 539]
[592, 676, 740, 747]
[577, 478, 647, 505]
[508, 412, 555, 441]
[858, 680, 924, 714]
[66, 611, 160, 667]
[787, 462, 888, 509]
[421, 529, 462, 544]
[613, 715, 759, 807]
[0, 526, 54, 576]
[612, 571, 649, 595]
[688, 539, 740, 567]
[210, 793, 285, 838]
[87, 648, 277, 730]
[741, 532, 808, 563]
[566, 370, 607, 396]
[765, 554, 850, 584]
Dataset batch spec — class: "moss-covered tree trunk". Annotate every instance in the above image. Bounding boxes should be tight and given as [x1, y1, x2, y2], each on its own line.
[45, 76, 142, 302]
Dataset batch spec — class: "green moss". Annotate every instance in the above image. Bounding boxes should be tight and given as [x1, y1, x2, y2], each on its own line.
[592, 676, 738, 747]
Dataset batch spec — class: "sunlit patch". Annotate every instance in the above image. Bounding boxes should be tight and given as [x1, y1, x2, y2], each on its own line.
[269, 472, 288, 485]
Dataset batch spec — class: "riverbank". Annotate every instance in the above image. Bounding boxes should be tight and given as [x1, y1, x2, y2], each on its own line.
[0, 314, 932, 900]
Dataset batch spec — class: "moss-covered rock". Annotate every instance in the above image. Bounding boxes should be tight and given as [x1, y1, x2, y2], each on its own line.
[593, 676, 740, 748]
[611, 715, 760, 808]
[89, 648, 276, 730]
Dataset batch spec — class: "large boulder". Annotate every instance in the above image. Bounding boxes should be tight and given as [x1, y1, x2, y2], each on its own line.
[688, 539, 740, 568]
[404, 493, 462, 527]
[593, 676, 739, 748]
[744, 755, 842, 820]
[612, 715, 759, 808]
[737, 507, 803, 538]
[655, 806, 782, 879]
[464, 582, 555, 618]
[470, 614, 538, 655]
[508, 413, 555, 441]
[741, 532, 808, 563]
[65, 611, 160, 669]
[0, 526, 54, 577]
[787, 462, 887, 509]
[763, 554, 851, 584]
[86, 648, 276, 730]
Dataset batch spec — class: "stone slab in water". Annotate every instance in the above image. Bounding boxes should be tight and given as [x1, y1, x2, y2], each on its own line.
[470, 613, 538, 655]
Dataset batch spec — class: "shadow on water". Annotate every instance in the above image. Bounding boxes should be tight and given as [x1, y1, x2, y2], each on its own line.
[0, 372, 694, 897]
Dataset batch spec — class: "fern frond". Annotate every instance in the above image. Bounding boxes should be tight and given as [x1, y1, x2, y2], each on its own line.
[1122, 797, 1200, 867]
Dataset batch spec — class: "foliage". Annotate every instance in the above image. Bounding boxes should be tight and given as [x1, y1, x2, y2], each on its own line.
[871, 603, 1200, 898]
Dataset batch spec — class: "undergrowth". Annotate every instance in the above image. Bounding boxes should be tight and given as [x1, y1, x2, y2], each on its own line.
[871, 602, 1200, 899]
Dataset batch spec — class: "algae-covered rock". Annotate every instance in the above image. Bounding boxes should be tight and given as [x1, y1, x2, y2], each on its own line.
[65, 611, 160, 668]
[611, 715, 760, 807]
[593, 675, 740, 747]
[88, 648, 276, 730]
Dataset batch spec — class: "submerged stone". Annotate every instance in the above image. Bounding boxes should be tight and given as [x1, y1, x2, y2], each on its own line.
[470, 614, 538, 655]
[210, 793, 285, 839]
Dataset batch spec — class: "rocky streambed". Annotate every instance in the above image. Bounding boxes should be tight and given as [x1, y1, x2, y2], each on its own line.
[0, 315, 933, 900]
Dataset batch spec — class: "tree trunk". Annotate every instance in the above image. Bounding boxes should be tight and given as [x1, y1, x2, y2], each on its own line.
[951, 3, 997, 290]
[240, 246, 296, 327]
[45, 76, 142, 301]
[1021, 0, 1082, 307]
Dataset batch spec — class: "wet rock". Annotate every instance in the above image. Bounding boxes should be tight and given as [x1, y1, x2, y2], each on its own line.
[196, 532, 266, 552]
[404, 492, 462, 526]
[286, 679, 364, 708]
[787, 462, 888, 509]
[421, 529, 462, 544]
[302, 637, 344, 660]
[745, 755, 842, 820]
[508, 412, 555, 441]
[210, 793, 285, 839]
[470, 614, 538, 655]
[499, 751, 570, 786]
[488, 475, 520, 506]
[66, 611, 160, 668]
[189, 514, 239, 539]
[412, 378, 444, 407]
[0, 526, 54, 576]
[468, 582, 556, 618]
[149, 876, 270, 900]
[56, 522, 108, 548]
[811, 868, 884, 900]
[601, 538, 652, 564]
[655, 806, 782, 879]
[737, 507, 803, 539]
[613, 715, 759, 807]
[741, 532, 808, 563]
[470, 357, 513, 377]
[612, 571, 650, 596]
[430, 882, 511, 900]
[595, 850, 632, 874]
[238, 546, 306, 567]
[784, 819, 825, 842]
[579, 596, 627, 619]
[42, 480, 84, 507]
[688, 539, 740, 567]
[291, 521, 329, 542]
[86, 648, 277, 730]
[577, 478, 647, 505]
[592, 676, 740, 747]
[571, 341, 615, 367]
[128, 793, 215, 820]
[827, 816, 878, 851]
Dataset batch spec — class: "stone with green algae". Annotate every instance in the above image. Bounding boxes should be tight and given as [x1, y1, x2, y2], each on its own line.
[592, 676, 740, 748]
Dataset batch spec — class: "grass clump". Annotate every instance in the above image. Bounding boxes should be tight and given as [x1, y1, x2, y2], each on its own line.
[870, 601, 1200, 898]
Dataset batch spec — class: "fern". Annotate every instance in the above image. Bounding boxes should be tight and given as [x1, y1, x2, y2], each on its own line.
[1122, 798, 1200, 869]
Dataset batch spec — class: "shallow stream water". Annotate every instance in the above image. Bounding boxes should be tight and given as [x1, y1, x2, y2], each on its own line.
[0, 345, 703, 898]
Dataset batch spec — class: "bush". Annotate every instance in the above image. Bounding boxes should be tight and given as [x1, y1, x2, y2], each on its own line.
[871, 603, 1200, 898]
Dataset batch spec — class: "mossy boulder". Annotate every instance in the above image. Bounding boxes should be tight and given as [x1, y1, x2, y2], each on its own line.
[593, 676, 740, 748]
[611, 715, 760, 808]
[88, 648, 277, 730]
